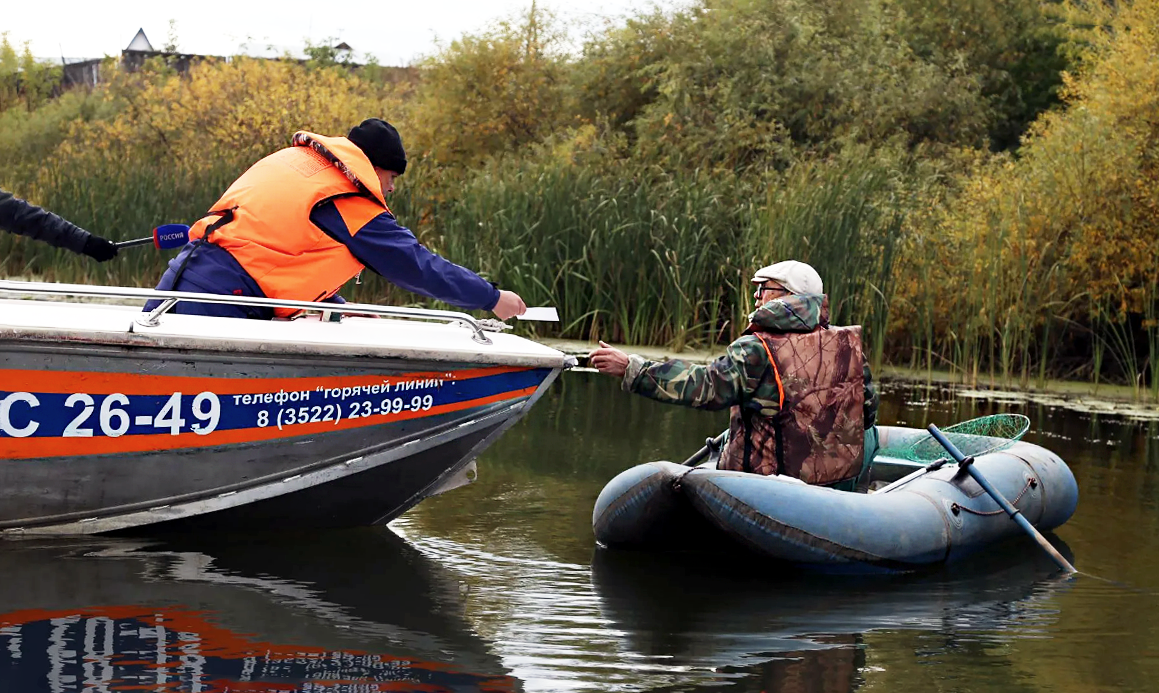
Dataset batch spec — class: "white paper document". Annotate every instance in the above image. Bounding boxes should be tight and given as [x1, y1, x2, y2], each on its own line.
[516, 307, 559, 322]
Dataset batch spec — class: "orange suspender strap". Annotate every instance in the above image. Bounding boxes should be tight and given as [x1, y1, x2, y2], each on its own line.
[753, 333, 785, 409]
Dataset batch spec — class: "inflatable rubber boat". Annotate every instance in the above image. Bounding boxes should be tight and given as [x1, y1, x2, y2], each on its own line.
[592, 425, 1078, 573]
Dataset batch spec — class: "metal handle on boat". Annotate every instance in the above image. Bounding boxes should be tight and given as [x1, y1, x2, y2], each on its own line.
[0, 279, 494, 344]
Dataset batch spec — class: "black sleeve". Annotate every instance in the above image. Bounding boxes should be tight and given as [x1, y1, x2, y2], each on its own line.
[0, 188, 92, 254]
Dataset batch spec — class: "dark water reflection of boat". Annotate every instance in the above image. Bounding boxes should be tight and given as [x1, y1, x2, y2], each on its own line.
[0, 528, 517, 692]
[589, 538, 1075, 692]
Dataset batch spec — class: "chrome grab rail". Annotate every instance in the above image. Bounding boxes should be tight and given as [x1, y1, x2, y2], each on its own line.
[0, 279, 494, 345]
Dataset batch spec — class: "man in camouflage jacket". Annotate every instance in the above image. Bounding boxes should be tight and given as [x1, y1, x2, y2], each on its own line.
[590, 261, 879, 487]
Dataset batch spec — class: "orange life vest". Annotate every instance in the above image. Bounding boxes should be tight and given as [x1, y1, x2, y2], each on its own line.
[188, 132, 391, 318]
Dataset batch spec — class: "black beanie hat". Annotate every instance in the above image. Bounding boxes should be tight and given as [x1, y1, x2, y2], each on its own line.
[348, 118, 407, 175]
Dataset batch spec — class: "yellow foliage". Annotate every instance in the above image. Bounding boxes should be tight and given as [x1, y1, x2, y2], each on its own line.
[897, 0, 1159, 382]
[42, 57, 397, 185]
[404, 4, 570, 170]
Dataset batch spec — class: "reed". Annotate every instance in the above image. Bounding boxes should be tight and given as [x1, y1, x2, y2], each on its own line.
[758, 151, 905, 370]
[387, 155, 753, 348]
[1146, 281, 1159, 403]
[0, 159, 236, 288]
[6, 136, 1157, 395]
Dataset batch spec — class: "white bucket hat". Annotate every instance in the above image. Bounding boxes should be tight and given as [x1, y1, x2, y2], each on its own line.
[751, 260, 823, 295]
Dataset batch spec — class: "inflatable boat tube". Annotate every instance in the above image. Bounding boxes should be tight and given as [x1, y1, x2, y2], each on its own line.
[592, 426, 1078, 573]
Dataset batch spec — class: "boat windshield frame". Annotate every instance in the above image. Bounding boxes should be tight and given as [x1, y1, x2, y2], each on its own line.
[0, 279, 497, 344]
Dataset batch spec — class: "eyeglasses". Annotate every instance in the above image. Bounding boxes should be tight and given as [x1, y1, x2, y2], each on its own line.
[755, 284, 790, 297]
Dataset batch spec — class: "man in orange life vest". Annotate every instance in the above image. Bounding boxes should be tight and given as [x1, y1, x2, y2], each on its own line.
[147, 119, 526, 320]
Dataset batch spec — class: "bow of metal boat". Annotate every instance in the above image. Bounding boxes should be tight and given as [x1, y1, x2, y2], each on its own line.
[0, 280, 571, 535]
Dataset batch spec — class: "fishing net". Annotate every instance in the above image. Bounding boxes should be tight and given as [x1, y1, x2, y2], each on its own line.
[880, 413, 1031, 463]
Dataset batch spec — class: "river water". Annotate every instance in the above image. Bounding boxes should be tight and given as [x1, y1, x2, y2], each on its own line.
[2, 372, 1158, 692]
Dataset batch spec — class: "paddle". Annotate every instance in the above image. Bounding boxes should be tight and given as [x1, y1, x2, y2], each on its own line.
[115, 223, 190, 250]
[682, 431, 728, 467]
[927, 423, 1076, 574]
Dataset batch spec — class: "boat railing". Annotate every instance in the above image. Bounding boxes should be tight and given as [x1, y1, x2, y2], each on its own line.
[0, 279, 500, 344]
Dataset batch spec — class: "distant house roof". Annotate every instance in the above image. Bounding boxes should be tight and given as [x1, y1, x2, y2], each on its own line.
[126, 29, 154, 52]
[334, 42, 352, 51]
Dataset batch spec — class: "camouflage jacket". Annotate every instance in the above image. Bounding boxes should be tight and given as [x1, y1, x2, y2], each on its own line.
[623, 294, 880, 481]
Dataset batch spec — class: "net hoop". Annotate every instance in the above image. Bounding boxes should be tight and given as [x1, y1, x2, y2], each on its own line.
[893, 413, 1031, 463]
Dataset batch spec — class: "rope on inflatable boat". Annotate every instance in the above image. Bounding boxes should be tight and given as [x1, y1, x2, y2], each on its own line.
[952, 476, 1038, 516]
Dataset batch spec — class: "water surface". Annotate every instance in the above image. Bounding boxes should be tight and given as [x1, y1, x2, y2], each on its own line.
[3, 373, 1158, 692]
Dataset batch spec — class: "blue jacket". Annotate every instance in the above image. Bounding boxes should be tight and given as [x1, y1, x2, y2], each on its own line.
[147, 202, 500, 319]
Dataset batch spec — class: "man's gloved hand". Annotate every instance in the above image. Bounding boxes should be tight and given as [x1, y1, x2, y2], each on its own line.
[81, 234, 119, 262]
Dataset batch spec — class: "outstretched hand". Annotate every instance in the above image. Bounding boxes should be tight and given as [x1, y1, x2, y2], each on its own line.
[492, 290, 527, 320]
[588, 340, 629, 377]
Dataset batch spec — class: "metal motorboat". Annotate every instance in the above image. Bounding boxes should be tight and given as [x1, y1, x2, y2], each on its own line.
[0, 279, 573, 535]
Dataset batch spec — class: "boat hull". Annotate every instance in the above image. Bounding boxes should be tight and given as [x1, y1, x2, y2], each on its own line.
[1, 342, 558, 534]
[592, 426, 1079, 573]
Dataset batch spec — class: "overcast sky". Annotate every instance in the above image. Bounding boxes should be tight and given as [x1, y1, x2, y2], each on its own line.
[5, 0, 680, 65]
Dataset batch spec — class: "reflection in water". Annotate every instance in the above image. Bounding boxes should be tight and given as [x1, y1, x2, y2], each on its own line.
[1, 606, 505, 693]
[589, 544, 1072, 665]
[0, 530, 517, 692]
[393, 517, 1073, 692]
[2, 373, 1159, 692]
[402, 374, 1159, 692]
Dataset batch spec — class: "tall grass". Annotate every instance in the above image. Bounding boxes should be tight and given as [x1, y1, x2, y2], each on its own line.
[758, 152, 905, 370]
[4, 136, 1156, 398]
[3, 138, 901, 357]
[1147, 282, 1159, 403]
[0, 161, 240, 287]
[375, 155, 754, 348]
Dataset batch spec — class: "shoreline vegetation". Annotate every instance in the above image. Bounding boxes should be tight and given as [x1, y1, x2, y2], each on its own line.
[2, 0, 1157, 401]
[543, 339, 1159, 419]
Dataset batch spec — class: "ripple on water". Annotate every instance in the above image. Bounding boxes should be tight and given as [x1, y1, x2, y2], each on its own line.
[390, 516, 1143, 693]
[391, 519, 722, 691]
